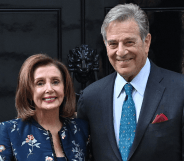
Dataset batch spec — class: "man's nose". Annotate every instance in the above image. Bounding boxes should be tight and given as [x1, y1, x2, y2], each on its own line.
[117, 43, 128, 56]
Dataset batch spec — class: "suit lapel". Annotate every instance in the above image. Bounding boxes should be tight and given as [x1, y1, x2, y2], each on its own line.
[100, 72, 122, 160]
[128, 62, 166, 160]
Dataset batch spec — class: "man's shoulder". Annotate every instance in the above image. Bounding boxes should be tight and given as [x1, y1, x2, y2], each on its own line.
[83, 72, 116, 93]
[158, 66, 184, 79]
[151, 63, 184, 85]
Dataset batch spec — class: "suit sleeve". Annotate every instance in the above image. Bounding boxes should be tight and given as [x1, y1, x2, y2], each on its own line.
[77, 91, 88, 121]
[0, 122, 13, 161]
[182, 106, 184, 160]
[77, 92, 94, 161]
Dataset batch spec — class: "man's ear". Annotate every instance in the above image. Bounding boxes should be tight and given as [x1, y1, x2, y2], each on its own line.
[103, 40, 107, 46]
[144, 33, 151, 54]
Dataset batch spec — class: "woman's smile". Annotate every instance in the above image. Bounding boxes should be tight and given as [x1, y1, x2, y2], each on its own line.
[43, 96, 57, 103]
[33, 65, 65, 111]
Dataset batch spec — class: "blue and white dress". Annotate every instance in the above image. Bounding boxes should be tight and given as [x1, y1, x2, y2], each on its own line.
[0, 117, 89, 161]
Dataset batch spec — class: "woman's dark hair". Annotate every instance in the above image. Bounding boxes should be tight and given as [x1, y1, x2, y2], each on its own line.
[16, 54, 76, 120]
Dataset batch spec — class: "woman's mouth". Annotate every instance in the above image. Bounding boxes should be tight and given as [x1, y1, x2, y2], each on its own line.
[43, 97, 56, 103]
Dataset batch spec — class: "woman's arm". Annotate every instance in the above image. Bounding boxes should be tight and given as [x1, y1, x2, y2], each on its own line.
[0, 122, 14, 161]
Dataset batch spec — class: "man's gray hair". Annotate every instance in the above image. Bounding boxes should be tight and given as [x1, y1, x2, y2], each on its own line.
[101, 3, 149, 44]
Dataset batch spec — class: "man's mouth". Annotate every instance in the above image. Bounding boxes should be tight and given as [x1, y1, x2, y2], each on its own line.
[117, 58, 132, 62]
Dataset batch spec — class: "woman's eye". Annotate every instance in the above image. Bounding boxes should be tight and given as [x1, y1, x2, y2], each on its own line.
[53, 80, 60, 85]
[36, 81, 44, 86]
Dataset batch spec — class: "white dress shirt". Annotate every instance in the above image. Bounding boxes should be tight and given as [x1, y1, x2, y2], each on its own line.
[113, 58, 151, 145]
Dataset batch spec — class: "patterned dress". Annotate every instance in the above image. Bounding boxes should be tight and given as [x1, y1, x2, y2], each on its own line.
[0, 117, 89, 161]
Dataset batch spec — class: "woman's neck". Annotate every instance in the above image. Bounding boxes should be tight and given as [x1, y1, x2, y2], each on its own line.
[34, 109, 62, 132]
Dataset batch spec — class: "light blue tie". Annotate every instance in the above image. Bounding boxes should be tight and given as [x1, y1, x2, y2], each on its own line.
[119, 83, 136, 161]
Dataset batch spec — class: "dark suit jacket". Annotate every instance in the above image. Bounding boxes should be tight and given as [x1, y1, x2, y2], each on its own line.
[77, 62, 184, 161]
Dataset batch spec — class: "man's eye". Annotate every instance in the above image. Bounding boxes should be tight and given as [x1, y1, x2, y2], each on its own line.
[109, 43, 118, 48]
[126, 41, 134, 46]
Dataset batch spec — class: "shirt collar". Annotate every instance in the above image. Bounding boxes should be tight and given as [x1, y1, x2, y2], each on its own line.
[115, 58, 151, 98]
[115, 72, 127, 98]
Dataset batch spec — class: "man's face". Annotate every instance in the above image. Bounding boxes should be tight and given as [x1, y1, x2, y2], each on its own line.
[105, 19, 151, 82]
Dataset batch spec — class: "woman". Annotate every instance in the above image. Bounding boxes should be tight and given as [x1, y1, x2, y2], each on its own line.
[0, 54, 89, 161]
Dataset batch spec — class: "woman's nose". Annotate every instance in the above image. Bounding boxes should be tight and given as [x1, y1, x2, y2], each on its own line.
[45, 83, 54, 93]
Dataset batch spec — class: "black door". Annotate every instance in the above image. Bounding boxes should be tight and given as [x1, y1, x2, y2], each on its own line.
[1, 0, 184, 122]
[0, 0, 82, 122]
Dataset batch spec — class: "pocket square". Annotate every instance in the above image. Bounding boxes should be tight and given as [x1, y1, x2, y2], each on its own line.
[152, 113, 168, 124]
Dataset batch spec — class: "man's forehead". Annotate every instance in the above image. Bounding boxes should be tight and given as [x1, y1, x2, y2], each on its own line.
[106, 20, 141, 41]
[107, 19, 137, 28]
[106, 19, 139, 32]
[106, 35, 138, 45]
[107, 37, 136, 42]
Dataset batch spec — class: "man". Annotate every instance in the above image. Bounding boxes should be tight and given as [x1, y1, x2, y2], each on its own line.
[77, 3, 184, 161]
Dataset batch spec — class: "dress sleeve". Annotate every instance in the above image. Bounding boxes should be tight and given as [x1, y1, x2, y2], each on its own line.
[0, 122, 14, 161]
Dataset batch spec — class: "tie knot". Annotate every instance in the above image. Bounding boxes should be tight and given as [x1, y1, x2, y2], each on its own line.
[124, 83, 133, 96]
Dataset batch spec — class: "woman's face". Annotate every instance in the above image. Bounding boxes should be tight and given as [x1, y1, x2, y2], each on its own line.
[32, 64, 65, 112]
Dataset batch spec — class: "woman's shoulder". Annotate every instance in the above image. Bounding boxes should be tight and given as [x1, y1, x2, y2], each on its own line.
[64, 118, 88, 127]
[0, 118, 22, 127]
[0, 118, 32, 133]
[0, 118, 22, 138]
[62, 118, 89, 135]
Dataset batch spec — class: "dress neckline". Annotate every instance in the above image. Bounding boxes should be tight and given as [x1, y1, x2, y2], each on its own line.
[56, 157, 66, 161]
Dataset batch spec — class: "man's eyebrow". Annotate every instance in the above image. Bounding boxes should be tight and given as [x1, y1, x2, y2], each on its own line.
[124, 37, 136, 41]
[107, 37, 136, 43]
[107, 40, 117, 44]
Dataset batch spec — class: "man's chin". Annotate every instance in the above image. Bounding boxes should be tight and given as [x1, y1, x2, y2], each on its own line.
[118, 70, 135, 82]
